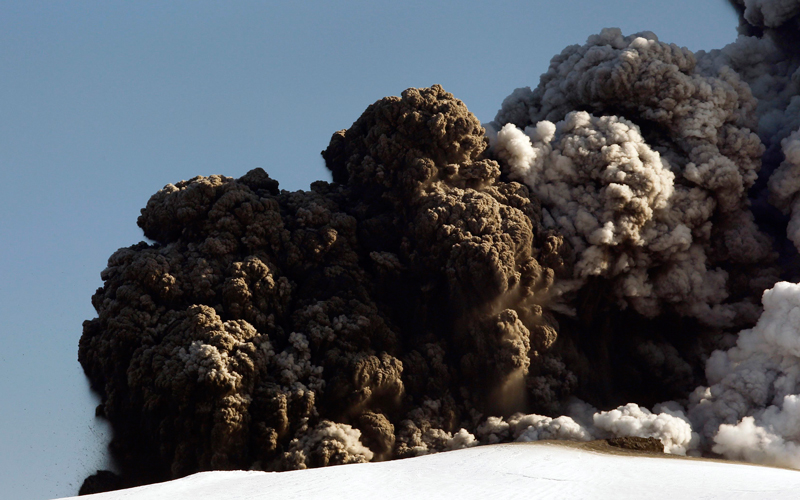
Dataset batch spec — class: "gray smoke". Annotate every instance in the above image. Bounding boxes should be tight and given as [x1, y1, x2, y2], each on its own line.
[490, 28, 777, 327]
[483, 0, 800, 469]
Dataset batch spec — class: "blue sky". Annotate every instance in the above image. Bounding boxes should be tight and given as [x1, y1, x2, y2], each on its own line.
[0, 1, 740, 498]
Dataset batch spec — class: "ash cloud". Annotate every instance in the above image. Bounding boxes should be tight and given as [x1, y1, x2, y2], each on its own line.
[490, 28, 777, 327]
[79, 1, 800, 494]
[702, 0, 800, 256]
[80, 86, 570, 491]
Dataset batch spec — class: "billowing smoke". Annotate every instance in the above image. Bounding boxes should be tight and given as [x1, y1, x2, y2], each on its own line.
[702, 0, 800, 255]
[689, 282, 800, 467]
[79, 86, 572, 491]
[490, 28, 776, 326]
[79, 1, 800, 494]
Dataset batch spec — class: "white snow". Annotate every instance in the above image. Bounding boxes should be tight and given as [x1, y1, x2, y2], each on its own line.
[58, 442, 800, 500]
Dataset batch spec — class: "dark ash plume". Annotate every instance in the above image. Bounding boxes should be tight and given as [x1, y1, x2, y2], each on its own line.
[79, 85, 572, 492]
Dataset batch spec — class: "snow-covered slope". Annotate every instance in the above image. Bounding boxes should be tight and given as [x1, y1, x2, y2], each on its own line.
[59, 443, 800, 500]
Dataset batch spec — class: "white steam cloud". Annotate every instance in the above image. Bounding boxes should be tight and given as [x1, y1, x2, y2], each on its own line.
[687, 282, 800, 467]
[471, 399, 696, 455]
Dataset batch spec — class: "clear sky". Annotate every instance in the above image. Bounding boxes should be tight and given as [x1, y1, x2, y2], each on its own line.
[0, 1, 740, 498]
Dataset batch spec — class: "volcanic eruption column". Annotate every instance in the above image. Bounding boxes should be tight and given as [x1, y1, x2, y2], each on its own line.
[78, 0, 800, 493]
